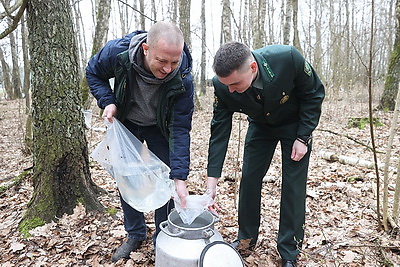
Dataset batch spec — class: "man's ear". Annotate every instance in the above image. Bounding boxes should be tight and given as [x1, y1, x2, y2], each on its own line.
[250, 61, 258, 73]
[142, 43, 149, 56]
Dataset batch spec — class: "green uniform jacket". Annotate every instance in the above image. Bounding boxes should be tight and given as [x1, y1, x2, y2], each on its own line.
[207, 45, 325, 177]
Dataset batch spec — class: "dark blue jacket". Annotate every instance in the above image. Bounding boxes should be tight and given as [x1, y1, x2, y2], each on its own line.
[86, 31, 194, 180]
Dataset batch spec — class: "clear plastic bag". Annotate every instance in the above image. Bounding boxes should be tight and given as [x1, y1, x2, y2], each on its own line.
[173, 193, 214, 225]
[91, 118, 174, 212]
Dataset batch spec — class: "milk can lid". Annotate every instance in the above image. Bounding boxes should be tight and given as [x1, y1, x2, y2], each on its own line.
[199, 241, 245, 267]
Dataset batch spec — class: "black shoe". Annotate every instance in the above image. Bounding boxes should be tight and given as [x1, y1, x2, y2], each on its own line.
[282, 259, 297, 267]
[111, 238, 143, 262]
[230, 239, 255, 250]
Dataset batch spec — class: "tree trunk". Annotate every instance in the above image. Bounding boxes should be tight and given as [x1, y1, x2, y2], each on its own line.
[82, 0, 111, 109]
[380, 0, 400, 111]
[22, 0, 103, 232]
[139, 0, 145, 29]
[253, 0, 266, 49]
[283, 0, 292, 45]
[292, 0, 303, 54]
[199, 0, 206, 96]
[179, 0, 191, 50]
[151, 0, 157, 21]
[168, 0, 178, 24]
[383, 82, 400, 231]
[71, 0, 87, 78]
[9, 30, 23, 99]
[221, 0, 232, 44]
[21, 12, 31, 109]
[21, 12, 33, 153]
[313, 1, 323, 76]
[0, 47, 13, 99]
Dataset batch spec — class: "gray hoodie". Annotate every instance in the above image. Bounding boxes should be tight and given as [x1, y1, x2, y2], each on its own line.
[126, 33, 181, 126]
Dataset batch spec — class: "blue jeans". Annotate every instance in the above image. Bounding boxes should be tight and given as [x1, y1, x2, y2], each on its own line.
[119, 120, 174, 243]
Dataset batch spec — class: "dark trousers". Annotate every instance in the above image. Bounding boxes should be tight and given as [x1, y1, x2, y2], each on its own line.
[238, 121, 311, 260]
[120, 120, 174, 243]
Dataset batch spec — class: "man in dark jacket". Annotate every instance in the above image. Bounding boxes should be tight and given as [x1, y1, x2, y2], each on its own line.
[86, 21, 194, 262]
[205, 42, 325, 267]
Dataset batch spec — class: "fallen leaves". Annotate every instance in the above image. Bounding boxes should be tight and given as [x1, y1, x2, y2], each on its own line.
[1, 95, 400, 266]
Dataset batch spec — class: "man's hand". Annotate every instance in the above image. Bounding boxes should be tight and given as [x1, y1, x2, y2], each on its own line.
[102, 104, 117, 122]
[174, 179, 189, 208]
[291, 139, 308, 161]
[206, 177, 220, 213]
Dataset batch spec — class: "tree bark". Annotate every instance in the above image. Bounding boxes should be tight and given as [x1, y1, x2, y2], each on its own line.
[380, 0, 400, 111]
[179, 0, 191, 50]
[82, 0, 111, 108]
[292, 0, 303, 54]
[199, 0, 206, 96]
[139, 0, 145, 29]
[221, 0, 232, 44]
[9, 30, 22, 98]
[0, 47, 13, 99]
[253, 0, 266, 49]
[283, 0, 292, 45]
[22, 0, 103, 230]
[383, 82, 400, 231]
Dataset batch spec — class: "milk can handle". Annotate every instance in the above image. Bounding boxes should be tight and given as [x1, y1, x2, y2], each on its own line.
[202, 229, 215, 239]
[160, 221, 185, 237]
[209, 210, 220, 223]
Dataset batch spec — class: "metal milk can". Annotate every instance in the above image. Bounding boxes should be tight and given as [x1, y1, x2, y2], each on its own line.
[155, 210, 223, 267]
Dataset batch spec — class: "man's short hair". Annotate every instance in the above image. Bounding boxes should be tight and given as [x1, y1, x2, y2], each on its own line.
[147, 21, 184, 48]
[213, 41, 253, 77]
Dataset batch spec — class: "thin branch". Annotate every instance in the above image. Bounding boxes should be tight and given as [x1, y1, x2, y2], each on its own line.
[0, 0, 22, 20]
[316, 128, 383, 153]
[115, 0, 156, 23]
[0, 0, 28, 40]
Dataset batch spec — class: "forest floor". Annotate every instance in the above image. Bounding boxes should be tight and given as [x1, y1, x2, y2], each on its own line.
[1, 87, 400, 267]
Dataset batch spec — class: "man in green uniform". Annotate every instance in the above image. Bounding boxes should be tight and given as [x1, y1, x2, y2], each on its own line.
[205, 41, 325, 267]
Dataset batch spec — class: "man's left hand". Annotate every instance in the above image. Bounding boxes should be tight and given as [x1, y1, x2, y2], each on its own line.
[174, 179, 189, 208]
[291, 139, 308, 161]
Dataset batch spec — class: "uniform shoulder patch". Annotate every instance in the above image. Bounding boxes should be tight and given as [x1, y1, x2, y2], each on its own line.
[304, 61, 312, 77]
[262, 60, 275, 81]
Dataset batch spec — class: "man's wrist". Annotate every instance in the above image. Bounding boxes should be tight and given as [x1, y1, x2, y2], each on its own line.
[296, 135, 312, 146]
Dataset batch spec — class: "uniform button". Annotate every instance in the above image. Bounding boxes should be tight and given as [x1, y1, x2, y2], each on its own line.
[256, 95, 261, 100]
[266, 112, 270, 116]
[239, 108, 243, 112]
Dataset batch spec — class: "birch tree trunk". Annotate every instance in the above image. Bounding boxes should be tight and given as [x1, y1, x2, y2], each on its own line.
[168, 0, 178, 24]
[383, 82, 400, 230]
[199, 0, 206, 95]
[221, 0, 232, 44]
[179, 0, 191, 50]
[139, 0, 145, 29]
[21, 0, 103, 233]
[72, 0, 88, 77]
[283, 0, 292, 45]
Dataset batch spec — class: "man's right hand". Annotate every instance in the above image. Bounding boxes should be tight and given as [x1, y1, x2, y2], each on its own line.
[206, 177, 220, 213]
[102, 104, 117, 122]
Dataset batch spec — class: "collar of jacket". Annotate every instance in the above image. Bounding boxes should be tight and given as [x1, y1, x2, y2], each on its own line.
[115, 50, 186, 138]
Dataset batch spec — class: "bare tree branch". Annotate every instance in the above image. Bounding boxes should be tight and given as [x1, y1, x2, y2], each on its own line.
[0, 0, 22, 19]
[116, 0, 156, 23]
[0, 0, 27, 40]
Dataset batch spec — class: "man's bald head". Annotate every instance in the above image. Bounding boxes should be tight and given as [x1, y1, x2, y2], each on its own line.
[147, 21, 184, 49]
